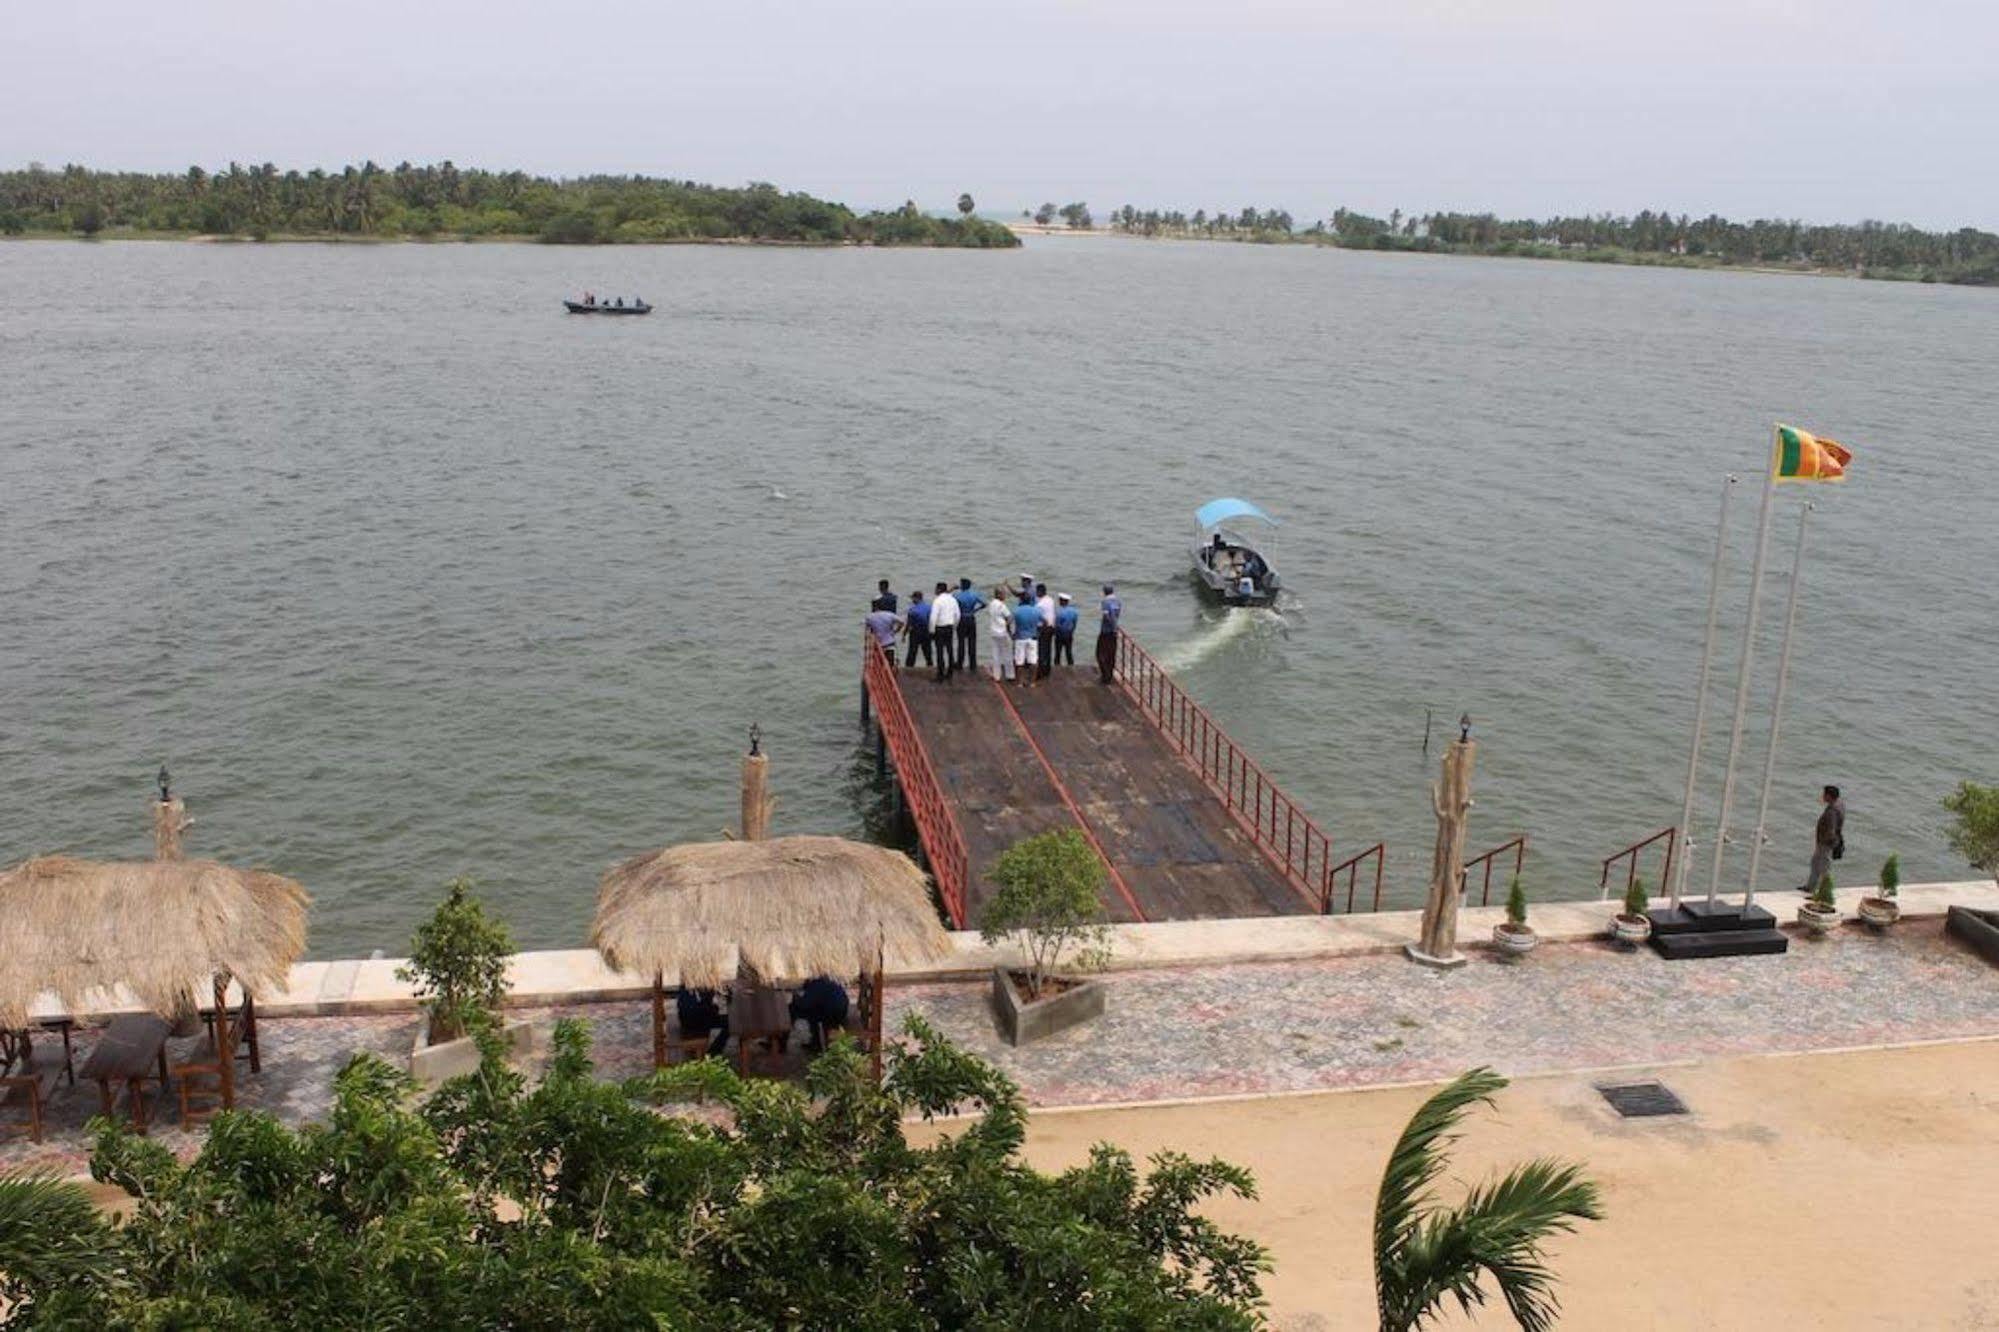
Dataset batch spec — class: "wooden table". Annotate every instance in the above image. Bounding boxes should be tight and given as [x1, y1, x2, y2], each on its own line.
[730, 989, 794, 1076]
[79, 1014, 172, 1132]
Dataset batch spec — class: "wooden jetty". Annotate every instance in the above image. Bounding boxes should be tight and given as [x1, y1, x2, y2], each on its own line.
[861, 633, 1385, 928]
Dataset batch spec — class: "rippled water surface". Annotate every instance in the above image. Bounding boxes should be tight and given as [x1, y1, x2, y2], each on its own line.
[4, 239, 1995, 954]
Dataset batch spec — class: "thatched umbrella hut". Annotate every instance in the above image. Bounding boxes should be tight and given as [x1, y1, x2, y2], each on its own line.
[0, 782, 310, 1110]
[591, 835, 953, 1073]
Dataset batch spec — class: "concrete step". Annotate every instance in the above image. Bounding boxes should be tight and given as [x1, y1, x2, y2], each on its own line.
[1648, 902, 1778, 935]
[1650, 927, 1790, 960]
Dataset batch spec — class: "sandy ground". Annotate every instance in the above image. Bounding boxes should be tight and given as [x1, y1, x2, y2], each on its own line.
[915, 1041, 1999, 1329]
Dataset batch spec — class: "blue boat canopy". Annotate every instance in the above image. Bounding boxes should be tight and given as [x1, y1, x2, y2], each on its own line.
[1195, 497, 1278, 530]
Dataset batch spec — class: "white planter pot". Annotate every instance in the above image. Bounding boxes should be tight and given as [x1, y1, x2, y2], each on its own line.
[1797, 903, 1841, 935]
[1858, 897, 1900, 929]
[410, 1016, 535, 1090]
[1492, 923, 1539, 956]
[1610, 914, 1651, 947]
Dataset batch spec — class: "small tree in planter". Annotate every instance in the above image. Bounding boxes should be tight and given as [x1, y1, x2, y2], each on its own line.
[979, 829, 1113, 1045]
[1611, 876, 1651, 947]
[398, 878, 528, 1085]
[1491, 875, 1537, 957]
[1859, 853, 1901, 929]
[1798, 870, 1841, 935]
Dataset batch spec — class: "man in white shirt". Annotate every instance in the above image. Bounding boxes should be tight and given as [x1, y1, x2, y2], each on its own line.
[987, 585, 1016, 682]
[1034, 582, 1057, 681]
[926, 581, 960, 682]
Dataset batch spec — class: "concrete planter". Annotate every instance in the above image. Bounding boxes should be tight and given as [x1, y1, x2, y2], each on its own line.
[1610, 913, 1651, 948]
[1857, 897, 1901, 929]
[410, 1015, 535, 1090]
[1491, 923, 1538, 957]
[992, 968, 1104, 1046]
[1945, 906, 1999, 966]
[1797, 902, 1842, 936]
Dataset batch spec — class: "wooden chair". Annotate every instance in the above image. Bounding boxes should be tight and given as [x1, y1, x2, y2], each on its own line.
[0, 1073, 44, 1143]
[179, 993, 258, 1125]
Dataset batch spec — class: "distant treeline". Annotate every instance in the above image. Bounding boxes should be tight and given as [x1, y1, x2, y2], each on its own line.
[1058, 202, 1999, 285]
[0, 162, 1019, 248]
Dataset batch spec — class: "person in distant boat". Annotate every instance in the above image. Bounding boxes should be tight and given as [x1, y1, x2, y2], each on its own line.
[677, 987, 729, 1057]
[1034, 583, 1057, 680]
[1096, 583, 1122, 684]
[952, 578, 985, 674]
[864, 602, 898, 666]
[928, 581, 960, 682]
[1242, 550, 1267, 585]
[1053, 593, 1079, 666]
[1011, 591, 1042, 685]
[873, 579, 897, 613]
[988, 585, 1016, 682]
[789, 976, 851, 1053]
[903, 589, 933, 669]
[1209, 532, 1228, 565]
[584, 292, 595, 306]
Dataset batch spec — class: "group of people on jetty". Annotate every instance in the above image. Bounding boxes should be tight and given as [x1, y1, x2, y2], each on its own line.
[864, 575, 1123, 685]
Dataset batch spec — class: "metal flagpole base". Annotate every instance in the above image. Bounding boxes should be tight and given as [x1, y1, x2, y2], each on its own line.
[1404, 942, 1468, 970]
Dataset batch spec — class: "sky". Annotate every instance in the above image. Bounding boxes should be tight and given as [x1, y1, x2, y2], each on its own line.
[6, 0, 1993, 229]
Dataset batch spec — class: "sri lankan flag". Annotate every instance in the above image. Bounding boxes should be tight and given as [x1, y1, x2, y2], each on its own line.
[1773, 424, 1853, 483]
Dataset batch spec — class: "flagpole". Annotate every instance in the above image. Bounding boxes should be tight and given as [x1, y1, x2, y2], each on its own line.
[1705, 426, 1781, 905]
[1669, 473, 1738, 909]
[1742, 501, 1812, 909]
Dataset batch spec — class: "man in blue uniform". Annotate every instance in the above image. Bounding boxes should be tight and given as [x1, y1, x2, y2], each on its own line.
[1053, 593, 1079, 666]
[952, 578, 986, 674]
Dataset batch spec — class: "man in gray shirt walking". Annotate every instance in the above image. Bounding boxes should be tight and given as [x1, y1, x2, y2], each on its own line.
[1799, 784, 1844, 892]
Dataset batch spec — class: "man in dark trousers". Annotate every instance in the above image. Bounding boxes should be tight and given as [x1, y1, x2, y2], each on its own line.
[927, 581, 960, 682]
[1034, 582, 1056, 680]
[951, 578, 985, 674]
[1095, 583, 1122, 683]
[1053, 592, 1078, 666]
[903, 588, 932, 670]
[1799, 784, 1845, 892]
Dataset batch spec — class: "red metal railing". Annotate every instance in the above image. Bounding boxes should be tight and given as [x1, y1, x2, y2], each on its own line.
[1324, 842, 1386, 915]
[1460, 835, 1528, 906]
[1600, 826, 1676, 902]
[1112, 632, 1350, 911]
[861, 639, 972, 927]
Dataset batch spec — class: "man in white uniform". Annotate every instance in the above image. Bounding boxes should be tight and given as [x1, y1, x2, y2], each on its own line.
[987, 585, 1016, 681]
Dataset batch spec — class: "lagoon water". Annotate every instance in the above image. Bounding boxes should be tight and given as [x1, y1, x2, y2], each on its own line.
[3, 238, 1995, 955]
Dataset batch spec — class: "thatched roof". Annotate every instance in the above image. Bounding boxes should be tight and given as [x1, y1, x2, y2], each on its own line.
[591, 835, 953, 988]
[0, 856, 310, 1027]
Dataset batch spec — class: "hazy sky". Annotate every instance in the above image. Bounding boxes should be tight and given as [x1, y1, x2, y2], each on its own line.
[7, 0, 1991, 228]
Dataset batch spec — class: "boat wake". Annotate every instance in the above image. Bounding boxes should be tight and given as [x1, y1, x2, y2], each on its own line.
[1154, 604, 1287, 673]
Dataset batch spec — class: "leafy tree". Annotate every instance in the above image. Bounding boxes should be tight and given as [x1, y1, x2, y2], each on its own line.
[1943, 781, 1999, 884]
[396, 877, 513, 1042]
[1035, 201, 1058, 226]
[980, 828, 1112, 999]
[1058, 201, 1093, 230]
[1374, 1068, 1602, 1331]
[2, 1017, 1269, 1328]
[957, 192, 975, 217]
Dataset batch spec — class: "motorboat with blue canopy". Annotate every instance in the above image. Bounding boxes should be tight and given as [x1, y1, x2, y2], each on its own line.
[1191, 498, 1282, 606]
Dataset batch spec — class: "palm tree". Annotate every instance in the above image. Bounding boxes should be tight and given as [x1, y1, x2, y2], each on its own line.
[1374, 1068, 1602, 1332]
[0, 1172, 124, 1312]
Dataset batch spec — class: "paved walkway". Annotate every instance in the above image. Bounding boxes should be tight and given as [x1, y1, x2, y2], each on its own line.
[6, 918, 1994, 1175]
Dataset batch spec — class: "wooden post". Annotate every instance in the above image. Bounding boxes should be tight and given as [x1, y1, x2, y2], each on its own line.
[154, 797, 189, 861]
[1407, 726, 1477, 969]
[651, 972, 667, 1070]
[741, 729, 772, 842]
[213, 974, 235, 1109]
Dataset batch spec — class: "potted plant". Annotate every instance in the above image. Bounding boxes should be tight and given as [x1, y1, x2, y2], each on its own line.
[1858, 854, 1901, 929]
[979, 830, 1113, 1046]
[1797, 871, 1841, 935]
[1610, 876, 1652, 947]
[1492, 875, 1538, 957]
[398, 878, 532, 1087]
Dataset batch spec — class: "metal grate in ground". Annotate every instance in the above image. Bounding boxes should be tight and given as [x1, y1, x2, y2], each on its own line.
[1597, 1080, 1689, 1118]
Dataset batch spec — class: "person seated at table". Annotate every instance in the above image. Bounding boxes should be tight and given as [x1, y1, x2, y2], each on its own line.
[676, 987, 729, 1057]
[788, 976, 851, 1053]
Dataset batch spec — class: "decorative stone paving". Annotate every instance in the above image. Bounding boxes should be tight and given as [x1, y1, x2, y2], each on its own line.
[6, 919, 1994, 1175]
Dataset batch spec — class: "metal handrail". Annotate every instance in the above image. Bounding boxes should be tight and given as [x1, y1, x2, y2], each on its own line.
[1112, 631, 1342, 911]
[1323, 842, 1386, 914]
[1460, 835, 1528, 906]
[1600, 826, 1676, 902]
[861, 638, 972, 927]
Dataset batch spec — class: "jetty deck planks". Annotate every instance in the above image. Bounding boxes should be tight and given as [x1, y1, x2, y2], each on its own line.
[894, 666, 1308, 923]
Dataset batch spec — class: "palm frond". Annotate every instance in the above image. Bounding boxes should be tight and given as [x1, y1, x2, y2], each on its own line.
[0, 1171, 124, 1301]
[1373, 1067, 1504, 1312]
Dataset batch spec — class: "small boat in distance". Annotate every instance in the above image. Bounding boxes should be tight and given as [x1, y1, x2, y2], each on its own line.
[564, 295, 652, 315]
[1190, 498, 1283, 606]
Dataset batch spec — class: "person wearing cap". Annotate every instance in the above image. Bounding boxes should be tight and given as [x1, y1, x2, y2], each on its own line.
[1095, 583, 1122, 684]
[1052, 593, 1079, 666]
[903, 588, 932, 670]
[952, 578, 986, 674]
[1034, 582, 1057, 680]
[927, 580, 960, 682]
[1010, 589, 1042, 685]
[987, 584, 1016, 681]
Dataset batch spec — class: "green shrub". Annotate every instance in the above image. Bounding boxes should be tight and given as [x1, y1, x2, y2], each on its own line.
[1812, 872, 1837, 911]
[1942, 781, 1999, 885]
[397, 878, 513, 1043]
[979, 829, 1111, 999]
[1503, 874, 1529, 927]
[1621, 876, 1649, 918]
[1878, 853, 1900, 900]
